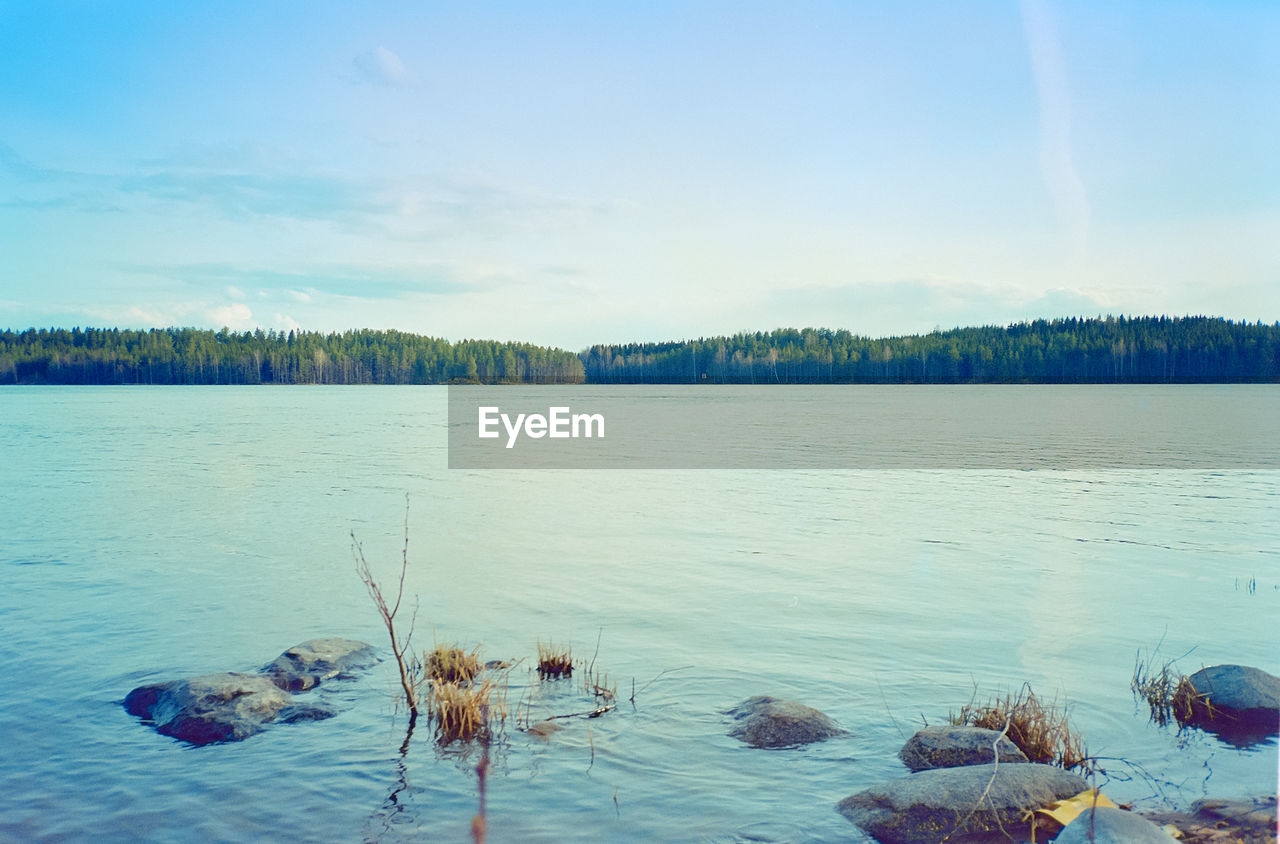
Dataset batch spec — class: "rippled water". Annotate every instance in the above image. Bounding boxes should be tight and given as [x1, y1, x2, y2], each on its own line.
[0, 386, 1276, 842]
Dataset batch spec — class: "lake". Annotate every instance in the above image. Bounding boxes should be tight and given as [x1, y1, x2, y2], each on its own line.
[0, 385, 1276, 842]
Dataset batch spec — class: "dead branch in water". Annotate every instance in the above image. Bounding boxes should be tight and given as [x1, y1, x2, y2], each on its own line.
[471, 740, 489, 844]
[629, 665, 695, 705]
[354, 493, 422, 718]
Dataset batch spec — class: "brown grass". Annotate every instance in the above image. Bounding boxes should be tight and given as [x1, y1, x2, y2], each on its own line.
[427, 644, 481, 684]
[1131, 656, 1214, 726]
[949, 684, 1088, 771]
[537, 640, 573, 679]
[430, 677, 499, 743]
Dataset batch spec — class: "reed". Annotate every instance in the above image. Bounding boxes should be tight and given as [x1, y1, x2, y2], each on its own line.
[427, 644, 481, 684]
[537, 640, 573, 679]
[430, 677, 497, 743]
[1131, 655, 1213, 726]
[950, 684, 1088, 771]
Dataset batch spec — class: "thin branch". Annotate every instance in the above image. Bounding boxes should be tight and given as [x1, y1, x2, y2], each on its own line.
[629, 665, 694, 704]
[545, 704, 617, 721]
[353, 503, 422, 717]
[944, 713, 1012, 842]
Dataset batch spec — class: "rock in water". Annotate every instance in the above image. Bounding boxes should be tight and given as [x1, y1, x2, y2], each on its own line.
[1055, 806, 1176, 843]
[898, 725, 1028, 771]
[262, 638, 378, 691]
[1184, 664, 1280, 745]
[725, 696, 844, 748]
[124, 673, 331, 745]
[837, 762, 1088, 843]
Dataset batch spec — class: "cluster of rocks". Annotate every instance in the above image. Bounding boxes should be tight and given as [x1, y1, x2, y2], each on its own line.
[123, 638, 377, 745]
[724, 663, 1278, 843]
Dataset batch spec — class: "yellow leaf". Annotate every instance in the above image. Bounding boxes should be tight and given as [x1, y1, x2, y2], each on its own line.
[1035, 788, 1119, 827]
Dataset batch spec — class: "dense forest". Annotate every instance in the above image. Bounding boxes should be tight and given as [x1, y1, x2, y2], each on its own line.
[0, 327, 585, 385]
[584, 317, 1280, 383]
[0, 317, 1276, 385]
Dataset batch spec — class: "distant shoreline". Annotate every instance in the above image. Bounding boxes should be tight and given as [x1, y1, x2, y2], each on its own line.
[2, 316, 1277, 385]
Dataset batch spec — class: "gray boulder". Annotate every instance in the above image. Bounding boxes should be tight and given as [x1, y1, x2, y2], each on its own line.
[726, 696, 844, 748]
[262, 637, 378, 691]
[1186, 664, 1280, 713]
[1055, 806, 1175, 843]
[1184, 664, 1280, 746]
[898, 725, 1028, 771]
[837, 762, 1087, 843]
[124, 672, 333, 745]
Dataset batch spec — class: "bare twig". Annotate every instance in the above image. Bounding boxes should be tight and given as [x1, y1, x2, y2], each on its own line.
[470, 740, 489, 844]
[353, 493, 422, 717]
[629, 665, 694, 705]
[545, 704, 616, 721]
[875, 676, 907, 741]
[944, 714, 1013, 842]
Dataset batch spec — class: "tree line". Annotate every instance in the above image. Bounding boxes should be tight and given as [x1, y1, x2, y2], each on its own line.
[583, 317, 1279, 383]
[0, 327, 585, 385]
[1, 317, 1276, 385]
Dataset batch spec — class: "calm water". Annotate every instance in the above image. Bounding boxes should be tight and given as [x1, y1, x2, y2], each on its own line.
[0, 386, 1276, 843]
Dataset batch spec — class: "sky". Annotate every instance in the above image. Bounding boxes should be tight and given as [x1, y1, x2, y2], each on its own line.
[0, 1, 1276, 349]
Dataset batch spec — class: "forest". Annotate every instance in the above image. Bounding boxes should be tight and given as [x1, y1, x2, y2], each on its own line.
[583, 317, 1279, 383]
[0, 317, 1276, 385]
[0, 327, 585, 385]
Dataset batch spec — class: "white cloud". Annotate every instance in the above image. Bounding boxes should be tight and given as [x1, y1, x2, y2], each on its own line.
[208, 303, 254, 330]
[226, 285, 246, 300]
[274, 313, 302, 333]
[1021, 0, 1090, 260]
[352, 46, 410, 87]
[287, 289, 312, 303]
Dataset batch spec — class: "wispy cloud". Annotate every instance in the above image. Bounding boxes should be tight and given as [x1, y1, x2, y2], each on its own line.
[208, 302, 254, 329]
[115, 260, 494, 301]
[351, 46, 411, 87]
[767, 278, 1107, 335]
[273, 313, 302, 333]
[1021, 0, 1090, 259]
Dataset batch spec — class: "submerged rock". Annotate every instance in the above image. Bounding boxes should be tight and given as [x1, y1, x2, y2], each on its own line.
[836, 762, 1087, 843]
[1184, 664, 1280, 746]
[725, 696, 844, 748]
[124, 672, 331, 745]
[1055, 806, 1176, 843]
[125, 637, 373, 745]
[1140, 796, 1279, 844]
[262, 637, 378, 691]
[898, 725, 1028, 771]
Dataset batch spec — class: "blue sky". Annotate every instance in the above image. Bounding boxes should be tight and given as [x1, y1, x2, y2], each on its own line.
[1, 1, 1276, 348]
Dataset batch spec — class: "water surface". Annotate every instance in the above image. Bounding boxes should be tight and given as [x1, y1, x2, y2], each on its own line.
[0, 386, 1276, 842]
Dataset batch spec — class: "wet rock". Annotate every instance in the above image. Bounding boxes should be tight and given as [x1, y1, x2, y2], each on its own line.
[1184, 664, 1280, 746]
[262, 637, 378, 691]
[836, 762, 1087, 843]
[527, 720, 562, 739]
[1141, 796, 1280, 844]
[1055, 806, 1176, 843]
[725, 696, 844, 748]
[898, 725, 1028, 771]
[483, 659, 513, 671]
[1191, 796, 1278, 831]
[124, 672, 330, 745]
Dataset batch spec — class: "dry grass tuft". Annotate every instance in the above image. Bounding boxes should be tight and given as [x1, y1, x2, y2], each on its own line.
[427, 644, 481, 684]
[537, 640, 573, 679]
[584, 669, 617, 703]
[430, 677, 498, 743]
[1132, 656, 1213, 726]
[950, 684, 1088, 771]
